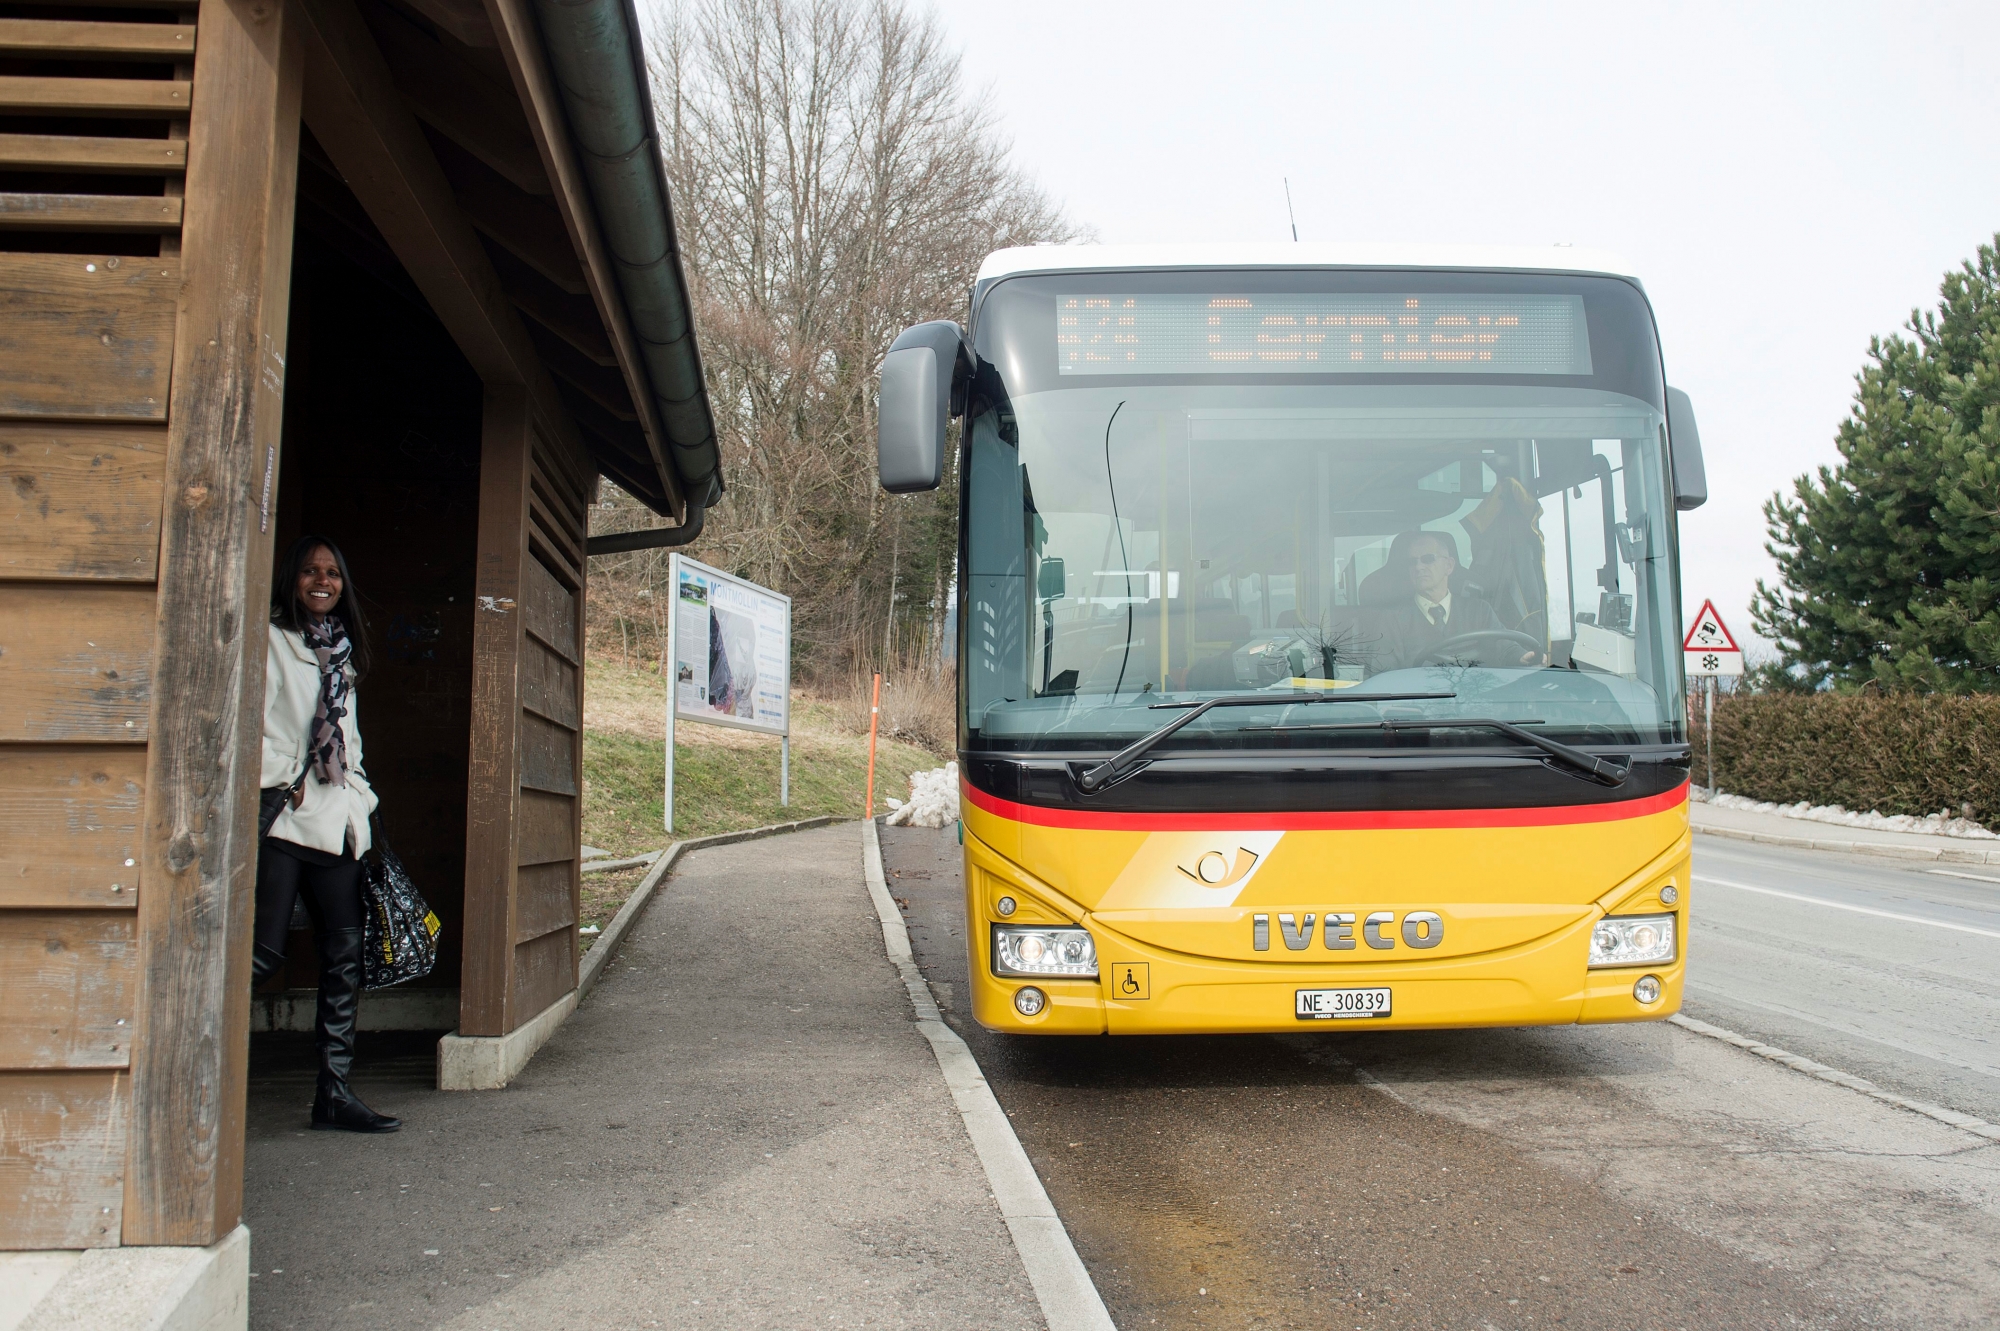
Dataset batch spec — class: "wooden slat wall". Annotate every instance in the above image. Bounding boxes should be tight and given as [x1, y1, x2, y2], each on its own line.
[0, 583, 155, 740]
[509, 434, 583, 1020]
[2, 0, 300, 1252]
[0, 1072, 125, 1248]
[0, 0, 196, 1250]
[0, 913, 136, 1068]
[0, 257, 177, 420]
[459, 399, 590, 1038]
[0, 745, 144, 909]
[0, 424, 167, 578]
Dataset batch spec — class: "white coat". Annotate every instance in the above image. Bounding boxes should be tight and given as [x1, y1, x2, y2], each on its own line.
[261, 622, 377, 857]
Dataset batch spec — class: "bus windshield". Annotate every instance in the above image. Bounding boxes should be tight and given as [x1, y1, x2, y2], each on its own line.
[961, 278, 1685, 754]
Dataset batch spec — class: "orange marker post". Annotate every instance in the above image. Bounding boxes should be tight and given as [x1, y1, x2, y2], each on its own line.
[864, 672, 882, 820]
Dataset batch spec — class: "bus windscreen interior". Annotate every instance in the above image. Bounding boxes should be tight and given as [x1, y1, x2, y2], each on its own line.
[962, 273, 1682, 752]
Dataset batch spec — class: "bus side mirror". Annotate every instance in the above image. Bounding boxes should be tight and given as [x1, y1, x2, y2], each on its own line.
[1037, 556, 1066, 601]
[1665, 387, 1707, 511]
[878, 320, 967, 493]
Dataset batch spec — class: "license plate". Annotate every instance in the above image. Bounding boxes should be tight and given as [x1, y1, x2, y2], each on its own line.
[1296, 987, 1392, 1020]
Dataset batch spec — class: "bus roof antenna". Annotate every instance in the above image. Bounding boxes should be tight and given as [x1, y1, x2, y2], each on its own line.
[1284, 178, 1299, 242]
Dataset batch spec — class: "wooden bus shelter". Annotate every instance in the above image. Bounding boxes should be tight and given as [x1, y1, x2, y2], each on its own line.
[0, 0, 718, 1312]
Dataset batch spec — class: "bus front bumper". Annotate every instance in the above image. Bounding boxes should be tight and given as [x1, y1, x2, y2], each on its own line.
[969, 912, 1683, 1035]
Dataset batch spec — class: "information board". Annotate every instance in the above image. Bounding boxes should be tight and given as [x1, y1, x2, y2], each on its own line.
[672, 555, 791, 735]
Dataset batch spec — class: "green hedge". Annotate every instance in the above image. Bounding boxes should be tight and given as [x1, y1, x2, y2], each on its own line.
[1695, 692, 2000, 828]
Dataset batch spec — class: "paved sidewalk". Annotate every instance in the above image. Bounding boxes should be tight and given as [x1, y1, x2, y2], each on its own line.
[241, 822, 1042, 1330]
[1693, 797, 2000, 864]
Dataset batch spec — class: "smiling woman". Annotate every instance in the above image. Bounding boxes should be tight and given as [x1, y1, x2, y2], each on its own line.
[254, 534, 397, 1133]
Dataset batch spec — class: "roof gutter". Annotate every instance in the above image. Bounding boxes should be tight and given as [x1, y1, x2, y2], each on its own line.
[583, 498, 704, 555]
[532, 0, 723, 540]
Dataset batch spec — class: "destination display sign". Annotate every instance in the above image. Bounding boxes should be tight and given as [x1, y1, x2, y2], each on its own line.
[1056, 293, 1591, 376]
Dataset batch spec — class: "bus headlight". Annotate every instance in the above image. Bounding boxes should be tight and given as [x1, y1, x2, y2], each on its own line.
[992, 925, 1098, 978]
[1589, 914, 1676, 968]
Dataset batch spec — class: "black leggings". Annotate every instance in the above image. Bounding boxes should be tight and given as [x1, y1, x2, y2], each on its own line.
[254, 841, 365, 961]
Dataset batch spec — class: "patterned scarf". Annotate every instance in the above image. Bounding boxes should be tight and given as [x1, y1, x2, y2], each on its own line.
[300, 615, 353, 788]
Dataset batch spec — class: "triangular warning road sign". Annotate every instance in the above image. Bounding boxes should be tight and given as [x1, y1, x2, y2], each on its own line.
[1683, 599, 1742, 653]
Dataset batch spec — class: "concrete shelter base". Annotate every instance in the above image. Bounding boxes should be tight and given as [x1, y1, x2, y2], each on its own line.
[9, 1225, 248, 1331]
[436, 992, 577, 1091]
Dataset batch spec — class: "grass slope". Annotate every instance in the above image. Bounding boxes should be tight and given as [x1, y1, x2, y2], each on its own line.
[581, 661, 945, 859]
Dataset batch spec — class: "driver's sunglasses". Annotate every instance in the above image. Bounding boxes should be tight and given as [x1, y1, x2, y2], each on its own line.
[1404, 552, 1445, 567]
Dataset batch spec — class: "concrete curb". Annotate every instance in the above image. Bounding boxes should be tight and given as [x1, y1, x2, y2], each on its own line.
[578, 815, 839, 999]
[581, 851, 662, 875]
[1693, 821, 2000, 864]
[1668, 1013, 2000, 1143]
[861, 818, 1116, 1331]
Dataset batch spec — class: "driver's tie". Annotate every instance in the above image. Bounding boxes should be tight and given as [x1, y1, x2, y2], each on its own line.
[1429, 606, 1446, 627]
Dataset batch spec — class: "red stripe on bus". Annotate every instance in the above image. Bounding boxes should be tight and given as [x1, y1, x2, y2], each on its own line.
[960, 780, 1689, 832]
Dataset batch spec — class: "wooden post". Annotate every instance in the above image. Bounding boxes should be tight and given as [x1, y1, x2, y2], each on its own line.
[124, 0, 302, 1246]
[459, 389, 533, 1038]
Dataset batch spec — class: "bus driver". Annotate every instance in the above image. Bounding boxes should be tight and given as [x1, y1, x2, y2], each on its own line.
[1378, 529, 1515, 671]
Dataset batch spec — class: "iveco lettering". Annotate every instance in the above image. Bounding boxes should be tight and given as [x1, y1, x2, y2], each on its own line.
[876, 244, 1703, 1035]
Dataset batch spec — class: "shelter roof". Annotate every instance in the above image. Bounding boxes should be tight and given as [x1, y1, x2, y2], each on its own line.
[315, 0, 720, 518]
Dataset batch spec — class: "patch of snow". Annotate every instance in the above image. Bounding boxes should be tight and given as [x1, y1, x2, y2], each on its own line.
[1691, 786, 1996, 839]
[884, 762, 960, 828]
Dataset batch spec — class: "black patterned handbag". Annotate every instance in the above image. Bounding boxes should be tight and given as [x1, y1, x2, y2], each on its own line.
[360, 816, 441, 989]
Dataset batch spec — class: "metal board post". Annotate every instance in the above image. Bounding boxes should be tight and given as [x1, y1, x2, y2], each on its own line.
[1705, 674, 1715, 798]
[781, 603, 791, 805]
[664, 550, 678, 835]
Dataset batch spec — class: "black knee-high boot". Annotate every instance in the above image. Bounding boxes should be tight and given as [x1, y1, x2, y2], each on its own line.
[310, 927, 400, 1133]
[251, 943, 288, 987]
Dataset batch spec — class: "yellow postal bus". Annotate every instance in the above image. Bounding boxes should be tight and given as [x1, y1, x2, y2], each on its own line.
[876, 245, 1704, 1035]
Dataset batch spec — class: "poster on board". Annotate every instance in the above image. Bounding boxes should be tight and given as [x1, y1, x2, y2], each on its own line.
[672, 555, 791, 736]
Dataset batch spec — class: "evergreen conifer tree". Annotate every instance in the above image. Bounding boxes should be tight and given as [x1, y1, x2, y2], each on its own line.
[1753, 235, 2000, 692]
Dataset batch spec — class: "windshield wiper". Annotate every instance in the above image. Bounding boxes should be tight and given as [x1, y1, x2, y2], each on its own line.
[1274, 717, 1630, 786]
[1074, 691, 1455, 793]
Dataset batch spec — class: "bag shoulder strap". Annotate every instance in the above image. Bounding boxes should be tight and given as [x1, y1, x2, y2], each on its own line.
[366, 808, 392, 859]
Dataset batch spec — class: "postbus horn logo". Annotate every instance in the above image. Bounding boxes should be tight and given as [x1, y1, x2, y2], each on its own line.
[1178, 847, 1260, 888]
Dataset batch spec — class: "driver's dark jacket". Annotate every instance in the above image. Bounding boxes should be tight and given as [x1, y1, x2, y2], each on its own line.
[1370, 593, 1505, 671]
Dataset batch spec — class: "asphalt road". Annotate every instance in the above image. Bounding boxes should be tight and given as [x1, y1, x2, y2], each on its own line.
[1682, 837, 2000, 1123]
[881, 822, 2000, 1331]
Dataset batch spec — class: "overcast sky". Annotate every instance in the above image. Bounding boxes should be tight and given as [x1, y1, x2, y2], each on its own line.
[925, 0, 2000, 652]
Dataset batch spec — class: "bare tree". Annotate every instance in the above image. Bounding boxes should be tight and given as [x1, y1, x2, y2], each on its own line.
[588, 0, 1081, 681]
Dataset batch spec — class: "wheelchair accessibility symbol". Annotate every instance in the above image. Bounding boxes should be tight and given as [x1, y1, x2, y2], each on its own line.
[1110, 963, 1150, 1000]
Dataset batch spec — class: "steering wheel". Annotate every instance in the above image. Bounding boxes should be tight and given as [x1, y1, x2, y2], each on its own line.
[1415, 629, 1544, 667]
